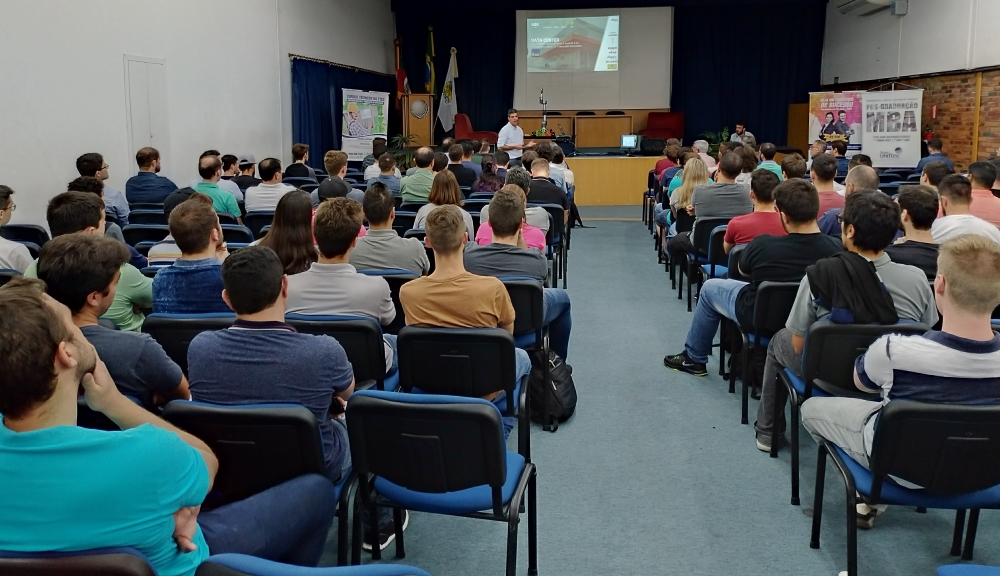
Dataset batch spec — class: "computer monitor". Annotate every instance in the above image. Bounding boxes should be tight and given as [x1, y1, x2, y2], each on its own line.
[620, 134, 639, 150]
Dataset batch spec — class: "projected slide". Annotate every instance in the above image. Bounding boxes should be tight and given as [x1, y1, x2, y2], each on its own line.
[527, 15, 619, 73]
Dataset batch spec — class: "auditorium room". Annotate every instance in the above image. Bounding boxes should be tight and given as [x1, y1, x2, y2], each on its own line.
[4, 1, 1000, 575]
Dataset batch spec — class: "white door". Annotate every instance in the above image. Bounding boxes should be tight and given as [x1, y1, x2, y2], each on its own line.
[124, 55, 170, 176]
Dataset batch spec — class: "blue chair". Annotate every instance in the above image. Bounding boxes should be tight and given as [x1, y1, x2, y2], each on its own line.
[879, 181, 906, 196]
[528, 203, 567, 289]
[697, 225, 729, 286]
[243, 211, 274, 238]
[221, 224, 254, 244]
[16, 241, 41, 259]
[392, 211, 418, 237]
[0, 268, 21, 286]
[0, 224, 49, 247]
[105, 211, 119, 227]
[346, 390, 537, 575]
[123, 224, 170, 246]
[142, 313, 235, 373]
[285, 315, 399, 392]
[217, 213, 240, 225]
[128, 202, 165, 211]
[128, 209, 168, 225]
[500, 278, 554, 430]
[681, 217, 731, 312]
[357, 270, 419, 335]
[939, 566, 1000, 576]
[198, 554, 432, 575]
[0, 547, 155, 575]
[811, 401, 1000, 576]
[402, 228, 425, 242]
[283, 177, 317, 187]
[134, 241, 158, 256]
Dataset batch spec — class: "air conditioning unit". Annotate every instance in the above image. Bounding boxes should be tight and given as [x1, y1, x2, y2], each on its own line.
[836, 0, 892, 17]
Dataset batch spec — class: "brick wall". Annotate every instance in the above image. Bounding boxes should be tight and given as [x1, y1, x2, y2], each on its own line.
[833, 68, 1000, 172]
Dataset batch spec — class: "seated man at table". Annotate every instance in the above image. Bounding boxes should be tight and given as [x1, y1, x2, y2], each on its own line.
[0, 279, 339, 571]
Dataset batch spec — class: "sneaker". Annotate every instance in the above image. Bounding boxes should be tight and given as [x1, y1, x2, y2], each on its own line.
[663, 352, 708, 376]
[856, 503, 883, 530]
[362, 509, 410, 552]
[755, 435, 771, 452]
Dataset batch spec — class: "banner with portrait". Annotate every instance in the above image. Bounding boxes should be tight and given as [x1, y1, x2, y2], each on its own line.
[809, 91, 863, 153]
[341, 89, 390, 161]
[860, 89, 923, 168]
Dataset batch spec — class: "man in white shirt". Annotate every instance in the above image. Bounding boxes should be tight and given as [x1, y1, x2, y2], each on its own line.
[0, 186, 32, 272]
[497, 109, 535, 168]
[932, 174, 1000, 245]
[188, 150, 244, 202]
[363, 142, 401, 180]
[730, 123, 757, 148]
[244, 158, 297, 212]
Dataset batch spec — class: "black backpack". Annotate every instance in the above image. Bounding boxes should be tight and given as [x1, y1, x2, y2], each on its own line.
[528, 350, 578, 430]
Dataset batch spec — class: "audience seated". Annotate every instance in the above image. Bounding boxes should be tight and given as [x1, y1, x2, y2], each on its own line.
[733, 146, 758, 189]
[147, 192, 197, 266]
[366, 153, 401, 196]
[654, 139, 681, 178]
[362, 137, 387, 171]
[527, 159, 570, 220]
[472, 154, 506, 193]
[817, 165, 879, 236]
[363, 143, 401, 181]
[723, 170, 785, 252]
[781, 153, 807, 181]
[244, 158, 297, 212]
[805, 140, 827, 171]
[37, 233, 189, 406]
[432, 151, 449, 173]
[314, 150, 352, 207]
[231, 154, 262, 190]
[757, 143, 783, 180]
[350, 183, 430, 275]
[810, 154, 843, 217]
[24, 192, 152, 331]
[692, 139, 717, 168]
[654, 157, 710, 237]
[400, 204, 533, 438]
[536, 143, 569, 194]
[0, 185, 31, 273]
[447, 144, 478, 188]
[256, 190, 318, 275]
[460, 140, 483, 178]
[465, 188, 573, 359]
[552, 147, 575, 201]
[801, 234, 1000, 526]
[830, 141, 849, 177]
[77, 152, 130, 226]
[414, 171, 475, 238]
[152, 193, 231, 314]
[399, 146, 435, 204]
[848, 153, 872, 170]
[125, 147, 178, 205]
[884, 185, 940, 277]
[966, 161, 1000, 227]
[0, 278, 339, 571]
[471, 139, 488, 165]
[919, 159, 954, 188]
[283, 143, 318, 181]
[664, 179, 841, 377]
[916, 137, 954, 171]
[188, 150, 244, 202]
[477, 185, 546, 251]
[754, 191, 938, 452]
[498, 167, 551, 232]
[67, 176, 147, 269]
[192, 153, 242, 219]
[495, 150, 510, 180]
[220, 154, 240, 184]
[932, 174, 1000, 245]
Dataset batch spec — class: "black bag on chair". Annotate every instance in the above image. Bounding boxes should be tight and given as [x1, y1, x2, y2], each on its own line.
[528, 350, 578, 426]
[640, 138, 666, 156]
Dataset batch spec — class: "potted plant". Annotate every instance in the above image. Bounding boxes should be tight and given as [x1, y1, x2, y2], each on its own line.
[390, 133, 418, 170]
[698, 127, 730, 158]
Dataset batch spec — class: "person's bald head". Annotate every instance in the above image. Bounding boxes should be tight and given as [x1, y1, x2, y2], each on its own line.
[198, 155, 222, 181]
[413, 147, 434, 169]
[845, 165, 879, 195]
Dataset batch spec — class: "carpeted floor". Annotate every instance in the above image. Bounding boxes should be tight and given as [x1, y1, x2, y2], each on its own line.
[321, 220, 999, 575]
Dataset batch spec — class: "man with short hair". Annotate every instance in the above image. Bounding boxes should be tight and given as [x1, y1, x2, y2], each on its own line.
[366, 154, 401, 196]
[152, 193, 231, 314]
[464, 188, 573, 360]
[754, 191, 939, 452]
[723, 170, 786, 252]
[221, 154, 240, 181]
[810, 154, 843, 217]
[364, 142, 401, 180]
[495, 168, 550, 232]
[68, 177, 146, 269]
[245, 158, 296, 212]
[692, 140, 717, 168]
[432, 152, 449, 173]
[885, 185, 940, 278]
[932, 174, 1000, 244]
[654, 139, 682, 178]
[497, 109, 534, 168]
[459, 140, 483, 178]
[284, 143, 318, 181]
[24, 192, 151, 332]
[536, 143, 569, 195]
[849, 154, 872, 169]
[146, 193, 195, 266]
[188, 151, 244, 202]
[37, 233, 189, 405]
[447, 144, 477, 188]
[757, 143, 783, 180]
[495, 150, 511, 180]
[193, 155, 242, 218]
[439, 137, 456, 154]
[125, 147, 178, 204]
[350, 183, 430, 274]
[730, 122, 757, 148]
[362, 137, 388, 171]
[818, 165, 880, 235]
[967, 162, 1000, 227]
[314, 150, 352, 206]
[781, 153, 807, 180]
[920, 159, 953, 188]
[287, 198, 398, 374]
[916, 138, 954, 171]
[399, 147, 435, 203]
[0, 186, 31, 273]
[231, 154, 262, 190]
[77, 152, 130, 226]
[989, 157, 1000, 190]
[665, 179, 842, 376]
[400, 205, 533, 437]
[806, 140, 827, 171]
[830, 140, 849, 177]
[528, 159, 570, 220]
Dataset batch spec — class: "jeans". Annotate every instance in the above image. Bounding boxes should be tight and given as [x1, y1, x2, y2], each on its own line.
[383, 334, 398, 376]
[801, 397, 882, 469]
[683, 279, 747, 364]
[543, 288, 572, 360]
[508, 158, 522, 169]
[754, 328, 801, 441]
[199, 473, 337, 566]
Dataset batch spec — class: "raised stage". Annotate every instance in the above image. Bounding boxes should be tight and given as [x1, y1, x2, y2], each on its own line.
[565, 153, 662, 206]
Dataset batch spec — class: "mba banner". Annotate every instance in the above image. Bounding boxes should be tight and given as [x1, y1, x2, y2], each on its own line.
[809, 91, 863, 152]
[861, 89, 923, 168]
[341, 89, 390, 161]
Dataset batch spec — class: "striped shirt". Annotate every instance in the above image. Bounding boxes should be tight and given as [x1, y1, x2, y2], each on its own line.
[856, 330, 1000, 454]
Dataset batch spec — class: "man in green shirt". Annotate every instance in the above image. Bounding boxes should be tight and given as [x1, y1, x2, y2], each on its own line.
[193, 155, 242, 221]
[399, 147, 435, 204]
[758, 143, 784, 181]
[24, 192, 152, 331]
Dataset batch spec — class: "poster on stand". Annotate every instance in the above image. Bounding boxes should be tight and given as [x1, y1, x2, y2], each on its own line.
[341, 89, 390, 161]
[860, 89, 923, 168]
[809, 91, 863, 153]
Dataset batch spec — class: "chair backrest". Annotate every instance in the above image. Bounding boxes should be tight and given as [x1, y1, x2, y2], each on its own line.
[605, 110, 624, 115]
[880, 182, 904, 196]
[242, 211, 274, 239]
[141, 313, 235, 373]
[285, 315, 389, 389]
[162, 401, 326, 503]
[528, 203, 566, 245]
[461, 199, 491, 215]
[0, 548, 156, 576]
[77, 397, 120, 431]
[127, 209, 168, 226]
[299, 183, 319, 193]
[0, 224, 50, 247]
[397, 326, 516, 410]
[576, 111, 595, 116]
[0, 268, 21, 286]
[392, 211, 418, 236]
[690, 217, 731, 257]
[346, 390, 508, 507]
[220, 224, 254, 244]
[726, 244, 748, 281]
[216, 213, 239, 225]
[105, 212, 119, 227]
[801, 320, 930, 395]
[282, 177, 315, 186]
[403, 228, 426, 242]
[128, 202, 165, 211]
[751, 282, 801, 339]
[122, 224, 170, 246]
[704, 226, 728, 271]
[501, 278, 544, 340]
[358, 269, 419, 335]
[454, 113, 474, 138]
[868, 400, 1000, 499]
[133, 241, 156, 257]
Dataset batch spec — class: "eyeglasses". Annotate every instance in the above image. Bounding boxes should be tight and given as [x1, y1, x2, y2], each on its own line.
[836, 212, 844, 224]
[101, 164, 109, 171]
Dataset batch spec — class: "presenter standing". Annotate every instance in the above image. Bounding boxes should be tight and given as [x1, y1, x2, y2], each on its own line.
[497, 109, 535, 168]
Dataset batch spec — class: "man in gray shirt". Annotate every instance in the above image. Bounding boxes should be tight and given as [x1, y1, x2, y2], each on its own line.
[350, 184, 430, 275]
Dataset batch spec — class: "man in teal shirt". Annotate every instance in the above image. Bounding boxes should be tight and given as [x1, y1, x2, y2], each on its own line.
[0, 280, 338, 574]
[758, 143, 784, 181]
[399, 146, 435, 204]
[193, 155, 242, 221]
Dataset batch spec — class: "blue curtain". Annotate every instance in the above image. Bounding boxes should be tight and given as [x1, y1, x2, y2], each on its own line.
[291, 58, 397, 168]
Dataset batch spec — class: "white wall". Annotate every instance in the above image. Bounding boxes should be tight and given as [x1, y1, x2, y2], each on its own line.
[0, 0, 394, 228]
[821, 0, 1000, 85]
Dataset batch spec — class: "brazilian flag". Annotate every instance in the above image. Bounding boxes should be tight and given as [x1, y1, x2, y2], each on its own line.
[425, 26, 435, 96]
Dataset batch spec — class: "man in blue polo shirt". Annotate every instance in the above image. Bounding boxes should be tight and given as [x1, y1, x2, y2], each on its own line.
[916, 138, 955, 172]
[126, 147, 179, 204]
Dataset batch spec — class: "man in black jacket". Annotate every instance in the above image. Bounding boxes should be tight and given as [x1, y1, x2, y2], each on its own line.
[446, 144, 477, 189]
[527, 159, 569, 226]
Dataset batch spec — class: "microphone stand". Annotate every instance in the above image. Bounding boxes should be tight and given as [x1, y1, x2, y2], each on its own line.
[539, 90, 548, 135]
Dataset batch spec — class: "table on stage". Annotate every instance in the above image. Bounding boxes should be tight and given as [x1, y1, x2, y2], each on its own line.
[566, 155, 662, 206]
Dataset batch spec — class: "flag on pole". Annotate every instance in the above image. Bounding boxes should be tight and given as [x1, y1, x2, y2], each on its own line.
[424, 26, 435, 95]
[436, 47, 458, 132]
[394, 38, 410, 110]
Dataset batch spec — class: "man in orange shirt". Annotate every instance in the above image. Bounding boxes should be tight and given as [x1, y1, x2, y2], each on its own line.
[968, 162, 1000, 228]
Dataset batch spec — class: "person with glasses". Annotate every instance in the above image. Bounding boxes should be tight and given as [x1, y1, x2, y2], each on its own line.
[76, 153, 130, 227]
[0, 185, 31, 273]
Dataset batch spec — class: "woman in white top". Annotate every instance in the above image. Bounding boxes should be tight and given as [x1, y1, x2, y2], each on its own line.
[413, 171, 475, 239]
[0, 186, 33, 273]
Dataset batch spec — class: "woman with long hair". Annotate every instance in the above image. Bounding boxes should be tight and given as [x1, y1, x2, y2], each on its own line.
[414, 171, 475, 238]
[668, 157, 710, 236]
[734, 145, 758, 189]
[471, 154, 505, 193]
[258, 190, 318, 275]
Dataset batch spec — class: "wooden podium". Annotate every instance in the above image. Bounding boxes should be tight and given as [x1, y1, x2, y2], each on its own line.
[402, 94, 434, 147]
